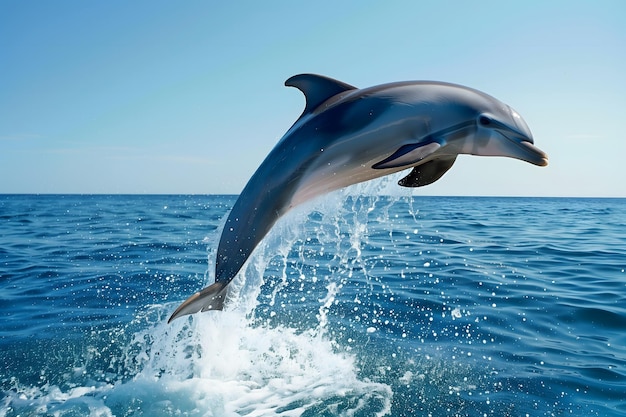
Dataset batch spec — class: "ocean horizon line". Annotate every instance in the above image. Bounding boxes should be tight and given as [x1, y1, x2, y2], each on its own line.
[1, 193, 625, 200]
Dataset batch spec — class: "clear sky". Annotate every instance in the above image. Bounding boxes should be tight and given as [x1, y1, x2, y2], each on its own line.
[1, 1, 624, 196]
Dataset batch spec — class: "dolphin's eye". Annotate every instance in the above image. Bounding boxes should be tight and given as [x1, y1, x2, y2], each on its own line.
[478, 115, 492, 126]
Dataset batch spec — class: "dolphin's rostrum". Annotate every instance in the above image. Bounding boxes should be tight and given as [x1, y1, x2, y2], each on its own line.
[168, 74, 548, 322]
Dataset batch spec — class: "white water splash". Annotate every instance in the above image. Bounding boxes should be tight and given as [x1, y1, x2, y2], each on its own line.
[122, 309, 391, 417]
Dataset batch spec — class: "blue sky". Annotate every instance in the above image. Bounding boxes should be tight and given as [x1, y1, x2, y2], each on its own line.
[1, 1, 624, 196]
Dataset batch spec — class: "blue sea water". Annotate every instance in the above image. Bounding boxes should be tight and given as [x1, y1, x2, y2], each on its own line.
[1, 185, 625, 416]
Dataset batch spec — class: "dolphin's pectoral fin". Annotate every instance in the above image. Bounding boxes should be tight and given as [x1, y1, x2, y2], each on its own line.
[372, 141, 441, 170]
[285, 74, 357, 116]
[398, 156, 458, 187]
[168, 282, 228, 323]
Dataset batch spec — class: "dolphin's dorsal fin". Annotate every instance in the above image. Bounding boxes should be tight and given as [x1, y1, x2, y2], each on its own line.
[285, 74, 357, 116]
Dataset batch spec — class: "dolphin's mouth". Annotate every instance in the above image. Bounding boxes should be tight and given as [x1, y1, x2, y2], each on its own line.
[471, 130, 549, 167]
[509, 138, 549, 167]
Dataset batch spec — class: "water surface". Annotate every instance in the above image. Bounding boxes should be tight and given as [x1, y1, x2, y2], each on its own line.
[1, 191, 625, 416]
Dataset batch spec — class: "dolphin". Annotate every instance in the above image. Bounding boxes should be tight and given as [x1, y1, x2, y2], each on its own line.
[168, 74, 548, 322]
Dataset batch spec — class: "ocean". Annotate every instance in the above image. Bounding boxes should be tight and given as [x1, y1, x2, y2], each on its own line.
[1, 185, 625, 416]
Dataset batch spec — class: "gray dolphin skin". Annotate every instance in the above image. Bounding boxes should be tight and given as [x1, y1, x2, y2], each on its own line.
[168, 74, 548, 322]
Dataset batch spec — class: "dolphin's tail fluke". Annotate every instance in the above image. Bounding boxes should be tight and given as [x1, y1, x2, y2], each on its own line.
[168, 282, 228, 323]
